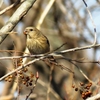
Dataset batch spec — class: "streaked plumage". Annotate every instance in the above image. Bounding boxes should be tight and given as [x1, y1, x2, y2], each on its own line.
[24, 27, 50, 54]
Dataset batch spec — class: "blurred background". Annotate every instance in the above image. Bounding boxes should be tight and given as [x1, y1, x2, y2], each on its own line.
[0, 0, 100, 100]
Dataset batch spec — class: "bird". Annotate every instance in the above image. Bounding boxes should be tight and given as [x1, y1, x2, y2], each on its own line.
[24, 27, 50, 55]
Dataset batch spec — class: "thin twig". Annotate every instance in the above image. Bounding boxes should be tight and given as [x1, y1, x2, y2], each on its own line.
[0, 0, 22, 15]
[0, 56, 45, 81]
[0, 0, 3, 8]
[47, 64, 54, 100]
[67, 60, 97, 86]
[25, 72, 39, 100]
[0, 43, 100, 82]
[37, 0, 55, 29]
[86, 93, 100, 100]
[57, 57, 100, 64]
[82, 0, 97, 45]
[0, 44, 100, 60]
[55, 44, 100, 54]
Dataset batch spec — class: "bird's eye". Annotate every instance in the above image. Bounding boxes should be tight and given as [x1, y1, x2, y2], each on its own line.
[30, 29, 33, 31]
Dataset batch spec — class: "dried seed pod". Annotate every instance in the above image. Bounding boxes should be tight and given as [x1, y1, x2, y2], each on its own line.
[75, 88, 78, 91]
[80, 82, 84, 86]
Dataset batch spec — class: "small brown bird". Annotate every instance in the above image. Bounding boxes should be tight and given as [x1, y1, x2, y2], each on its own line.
[24, 27, 50, 54]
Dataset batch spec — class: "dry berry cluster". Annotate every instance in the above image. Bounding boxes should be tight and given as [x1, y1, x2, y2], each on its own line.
[72, 82, 92, 100]
[4, 58, 35, 87]
[4, 74, 13, 82]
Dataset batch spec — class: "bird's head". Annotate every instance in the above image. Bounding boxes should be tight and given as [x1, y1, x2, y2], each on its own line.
[24, 27, 39, 39]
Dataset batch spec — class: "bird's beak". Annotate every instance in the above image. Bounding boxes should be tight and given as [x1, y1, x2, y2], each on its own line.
[23, 30, 28, 35]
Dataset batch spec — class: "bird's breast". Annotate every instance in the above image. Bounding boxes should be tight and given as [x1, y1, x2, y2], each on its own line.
[26, 38, 50, 54]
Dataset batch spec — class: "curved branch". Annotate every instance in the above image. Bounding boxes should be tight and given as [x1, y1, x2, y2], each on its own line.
[0, 0, 21, 15]
[0, 0, 36, 44]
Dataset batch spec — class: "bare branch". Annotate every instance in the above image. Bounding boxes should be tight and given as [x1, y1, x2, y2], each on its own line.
[86, 93, 100, 100]
[0, 0, 36, 44]
[25, 72, 39, 100]
[55, 44, 100, 54]
[0, 0, 3, 8]
[0, 56, 45, 81]
[36, 0, 55, 29]
[0, 43, 100, 60]
[0, 0, 22, 15]
[82, 0, 97, 45]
